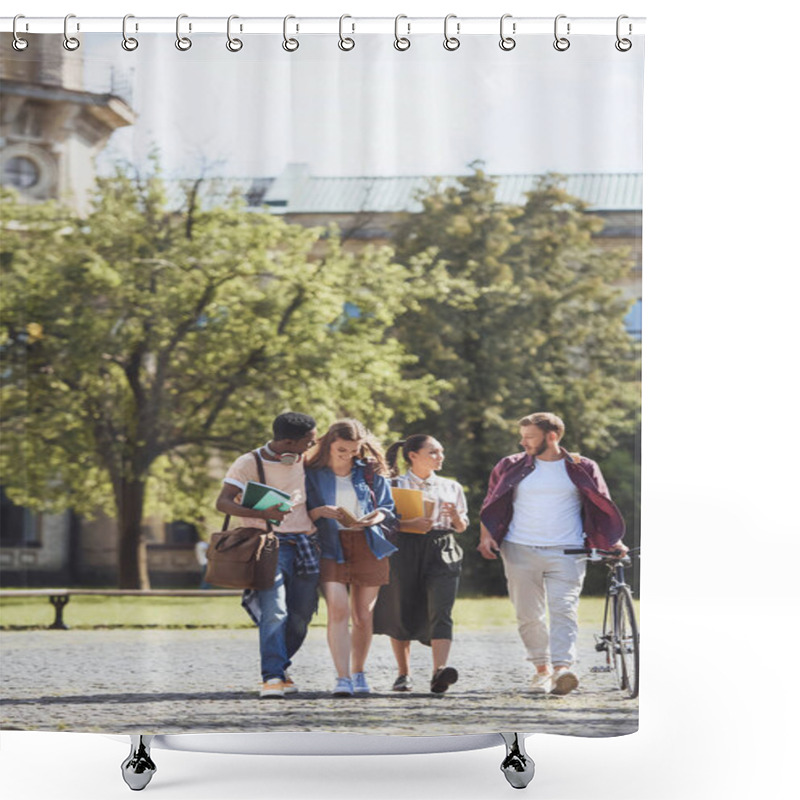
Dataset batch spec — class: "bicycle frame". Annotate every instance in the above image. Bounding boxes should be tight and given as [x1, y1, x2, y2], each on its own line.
[595, 562, 626, 669]
[564, 547, 639, 698]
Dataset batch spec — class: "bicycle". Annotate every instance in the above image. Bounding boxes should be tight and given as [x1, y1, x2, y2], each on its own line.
[565, 547, 640, 699]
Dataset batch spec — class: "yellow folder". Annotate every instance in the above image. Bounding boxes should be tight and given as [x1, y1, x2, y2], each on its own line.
[391, 487, 425, 533]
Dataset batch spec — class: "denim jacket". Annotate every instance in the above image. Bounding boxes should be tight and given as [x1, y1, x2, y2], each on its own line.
[480, 449, 626, 550]
[305, 460, 398, 563]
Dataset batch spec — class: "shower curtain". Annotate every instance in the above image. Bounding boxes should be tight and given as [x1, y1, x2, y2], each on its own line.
[0, 17, 643, 744]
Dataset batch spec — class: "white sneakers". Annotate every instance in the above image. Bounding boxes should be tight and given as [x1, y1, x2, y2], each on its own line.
[529, 672, 553, 694]
[530, 668, 579, 695]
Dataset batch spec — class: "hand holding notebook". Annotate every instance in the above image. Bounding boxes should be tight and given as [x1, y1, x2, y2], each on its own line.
[336, 507, 382, 528]
[241, 481, 295, 520]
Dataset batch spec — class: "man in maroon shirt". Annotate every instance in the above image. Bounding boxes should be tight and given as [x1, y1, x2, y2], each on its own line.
[479, 412, 627, 695]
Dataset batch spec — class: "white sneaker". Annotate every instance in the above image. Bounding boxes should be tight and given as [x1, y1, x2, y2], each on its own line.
[551, 669, 579, 696]
[283, 673, 299, 695]
[529, 672, 552, 694]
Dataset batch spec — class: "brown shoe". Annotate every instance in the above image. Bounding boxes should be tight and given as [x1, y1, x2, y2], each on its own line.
[430, 666, 458, 694]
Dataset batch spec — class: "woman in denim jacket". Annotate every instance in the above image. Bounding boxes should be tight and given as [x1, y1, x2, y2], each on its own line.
[305, 419, 397, 697]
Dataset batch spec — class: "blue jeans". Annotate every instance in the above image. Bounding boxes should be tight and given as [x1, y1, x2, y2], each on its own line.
[258, 543, 319, 681]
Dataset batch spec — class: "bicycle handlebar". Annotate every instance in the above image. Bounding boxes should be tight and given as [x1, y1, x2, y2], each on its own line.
[563, 547, 635, 564]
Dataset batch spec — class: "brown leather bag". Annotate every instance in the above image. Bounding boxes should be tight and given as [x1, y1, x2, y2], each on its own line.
[205, 452, 280, 591]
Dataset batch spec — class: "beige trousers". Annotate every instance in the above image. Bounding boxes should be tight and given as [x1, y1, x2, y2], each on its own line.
[500, 540, 587, 668]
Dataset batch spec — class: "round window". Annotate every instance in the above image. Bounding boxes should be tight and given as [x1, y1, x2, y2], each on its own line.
[3, 156, 41, 189]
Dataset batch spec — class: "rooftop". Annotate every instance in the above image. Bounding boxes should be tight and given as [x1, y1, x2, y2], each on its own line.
[163, 165, 642, 215]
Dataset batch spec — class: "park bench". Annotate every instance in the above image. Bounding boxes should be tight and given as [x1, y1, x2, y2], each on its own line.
[0, 589, 242, 630]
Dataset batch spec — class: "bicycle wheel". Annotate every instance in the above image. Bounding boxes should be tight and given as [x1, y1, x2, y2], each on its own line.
[614, 586, 639, 699]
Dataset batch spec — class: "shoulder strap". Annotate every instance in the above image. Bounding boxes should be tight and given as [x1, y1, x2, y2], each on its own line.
[221, 451, 267, 533]
[253, 450, 266, 483]
[362, 462, 378, 506]
[363, 460, 375, 487]
[252, 450, 273, 534]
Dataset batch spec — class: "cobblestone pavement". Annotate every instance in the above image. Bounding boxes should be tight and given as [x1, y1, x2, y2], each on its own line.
[0, 626, 637, 737]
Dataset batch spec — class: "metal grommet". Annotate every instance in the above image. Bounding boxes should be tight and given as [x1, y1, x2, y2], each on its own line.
[12, 15, 29, 51]
[443, 14, 460, 51]
[394, 14, 410, 51]
[226, 15, 243, 52]
[63, 13, 80, 51]
[122, 14, 139, 51]
[499, 13, 516, 51]
[338, 14, 355, 51]
[175, 14, 192, 51]
[615, 15, 632, 52]
[553, 14, 570, 52]
[282, 15, 299, 52]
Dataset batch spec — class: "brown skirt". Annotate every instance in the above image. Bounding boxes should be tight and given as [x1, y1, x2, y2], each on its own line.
[320, 529, 390, 587]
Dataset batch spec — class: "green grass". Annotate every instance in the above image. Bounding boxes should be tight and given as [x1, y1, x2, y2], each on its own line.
[0, 594, 636, 631]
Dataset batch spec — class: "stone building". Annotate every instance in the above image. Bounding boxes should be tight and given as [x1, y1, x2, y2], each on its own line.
[0, 33, 135, 214]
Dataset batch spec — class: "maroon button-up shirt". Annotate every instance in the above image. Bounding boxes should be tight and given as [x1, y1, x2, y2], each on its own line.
[480, 448, 625, 550]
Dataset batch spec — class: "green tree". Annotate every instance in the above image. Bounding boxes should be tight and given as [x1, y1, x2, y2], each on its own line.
[391, 167, 641, 593]
[0, 168, 440, 589]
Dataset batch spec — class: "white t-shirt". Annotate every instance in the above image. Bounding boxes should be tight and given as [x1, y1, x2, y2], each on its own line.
[504, 458, 584, 547]
[335, 474, 363, 528]
[223, 451, 314, 533]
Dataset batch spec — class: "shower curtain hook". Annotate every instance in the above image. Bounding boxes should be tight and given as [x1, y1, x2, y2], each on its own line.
[553, 14, 570, 52]
[63, 14, 80, 51]
[499, 14, 516, 51]
[338, 14, 355, 51]
[12, 15, 29, 51]
[394, 14, 411, 51]
[283, 15, 299, 52]
[122, 15, 139, 51]
[175, 14, 192, 51]
[615, 15, 633, 51]
[443, 14, 460, 51]
[226, 15, 243, 51]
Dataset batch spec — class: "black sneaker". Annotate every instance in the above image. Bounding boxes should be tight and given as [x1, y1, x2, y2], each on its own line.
[430, 666, 458, 694]
[392, 674, 412, 692]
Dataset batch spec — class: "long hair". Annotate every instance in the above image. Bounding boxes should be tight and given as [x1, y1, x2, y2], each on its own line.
[306, 418, 389, 475]
[385, 434, 432, 478]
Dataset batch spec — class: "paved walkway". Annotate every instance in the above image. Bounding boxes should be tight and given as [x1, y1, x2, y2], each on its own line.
[0, 627, 637, 737]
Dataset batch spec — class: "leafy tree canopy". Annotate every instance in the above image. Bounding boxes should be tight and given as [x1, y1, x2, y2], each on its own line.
[390, 166, 641, 592]
[0, 166, 443, 587]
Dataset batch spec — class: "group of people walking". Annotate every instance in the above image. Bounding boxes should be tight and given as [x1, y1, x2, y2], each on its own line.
[215, 410, 627, 700]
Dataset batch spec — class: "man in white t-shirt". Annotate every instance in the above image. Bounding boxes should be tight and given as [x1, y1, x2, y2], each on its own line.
[215, 412, 318, 699]
[479, 412, 627, 695]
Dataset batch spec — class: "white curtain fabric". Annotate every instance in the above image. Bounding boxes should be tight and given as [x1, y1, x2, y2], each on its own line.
[1, 27, 643, 739]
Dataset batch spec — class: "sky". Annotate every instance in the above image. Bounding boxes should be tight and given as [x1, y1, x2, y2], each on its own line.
[82, 32, 644, 179]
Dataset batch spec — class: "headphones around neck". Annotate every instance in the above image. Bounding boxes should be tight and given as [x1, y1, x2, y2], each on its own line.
[264, 441, 302, 466]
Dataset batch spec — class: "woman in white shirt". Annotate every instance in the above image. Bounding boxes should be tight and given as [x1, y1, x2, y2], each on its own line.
[373, 434, 468, 694]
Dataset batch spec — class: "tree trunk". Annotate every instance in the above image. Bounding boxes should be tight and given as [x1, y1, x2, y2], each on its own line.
[116, 478, 150, 590]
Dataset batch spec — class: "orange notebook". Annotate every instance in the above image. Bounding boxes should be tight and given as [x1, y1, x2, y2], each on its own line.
[391, 487, 425, 533]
